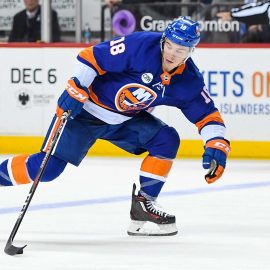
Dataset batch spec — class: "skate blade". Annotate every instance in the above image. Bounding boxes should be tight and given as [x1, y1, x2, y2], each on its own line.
[127, 220, 178, 236]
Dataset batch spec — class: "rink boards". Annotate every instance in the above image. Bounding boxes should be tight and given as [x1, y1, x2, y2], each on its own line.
[0, 44, 269, 158]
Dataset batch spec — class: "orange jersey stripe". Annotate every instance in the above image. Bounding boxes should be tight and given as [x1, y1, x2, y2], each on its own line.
[160, 64, 185, 85]
[11, 155, 31, 185]
[79, 46, 106, 75]
[141, 156, 173, 177]
[173, 63, 186, 75]
[89, 86, 114, 111]
[195, 111, 224, 132]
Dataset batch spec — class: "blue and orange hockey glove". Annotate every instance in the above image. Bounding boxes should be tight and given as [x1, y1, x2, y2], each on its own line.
[57, 77, 89, 119]
[203, 138, 230, 184]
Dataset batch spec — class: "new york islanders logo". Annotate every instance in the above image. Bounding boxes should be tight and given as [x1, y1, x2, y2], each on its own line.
[115, 83, 157, 112]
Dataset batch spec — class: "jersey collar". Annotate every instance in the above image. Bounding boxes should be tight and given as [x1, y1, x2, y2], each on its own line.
[160, 63, 186, 85]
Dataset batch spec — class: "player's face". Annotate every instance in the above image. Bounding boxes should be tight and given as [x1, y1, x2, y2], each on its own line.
[162, 39, 190, 72]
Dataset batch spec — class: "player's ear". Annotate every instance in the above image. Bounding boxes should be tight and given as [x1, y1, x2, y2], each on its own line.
[160, 35, 166, 52]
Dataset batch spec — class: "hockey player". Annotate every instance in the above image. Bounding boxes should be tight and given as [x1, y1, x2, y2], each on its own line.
[0, 17, 230, 236]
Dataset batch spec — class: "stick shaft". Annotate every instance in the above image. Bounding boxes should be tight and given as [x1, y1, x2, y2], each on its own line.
[4, 111, 70, 254]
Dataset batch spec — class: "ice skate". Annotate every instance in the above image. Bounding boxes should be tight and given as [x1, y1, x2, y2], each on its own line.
[127, 183, 178, 236]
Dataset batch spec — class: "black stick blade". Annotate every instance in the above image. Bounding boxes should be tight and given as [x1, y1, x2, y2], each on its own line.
[4, 242, 27, 256]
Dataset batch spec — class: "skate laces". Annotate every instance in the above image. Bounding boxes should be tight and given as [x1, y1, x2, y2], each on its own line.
[146, 200, 168, 217]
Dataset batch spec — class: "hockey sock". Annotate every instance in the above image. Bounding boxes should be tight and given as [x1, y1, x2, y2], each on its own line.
[0, 155, 31, 186]
[0, 159, 13, 186]
[139, 155, 173, 200]
[0, 152, 67, 186]
[26, 152, 67, 182]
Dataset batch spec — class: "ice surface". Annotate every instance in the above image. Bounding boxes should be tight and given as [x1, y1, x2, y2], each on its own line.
[0, 156, 270, 270]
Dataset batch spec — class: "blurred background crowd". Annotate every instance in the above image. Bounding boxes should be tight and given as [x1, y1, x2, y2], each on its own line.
[0, 0, 269, 44]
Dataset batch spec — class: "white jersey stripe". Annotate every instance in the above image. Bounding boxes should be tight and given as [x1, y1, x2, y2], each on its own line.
[140, 171, 167, 182]
[83, 100, 132, 125]
[72, 60, 97, 88]
[7, 158, 17, 186]
[200, 124, 226, 144]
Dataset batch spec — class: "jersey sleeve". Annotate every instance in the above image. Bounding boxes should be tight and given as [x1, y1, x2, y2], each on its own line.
[180, 88, 226, 143]
[71, 59, 97, 88]
[77, 35, 137, 75]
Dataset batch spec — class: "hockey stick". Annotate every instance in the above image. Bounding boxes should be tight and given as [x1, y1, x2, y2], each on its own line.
[204, 159, 218, 181]
[4, 111, 71, 256]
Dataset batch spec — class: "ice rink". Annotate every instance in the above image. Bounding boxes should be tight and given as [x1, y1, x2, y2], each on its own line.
[0, 156, 270, 270]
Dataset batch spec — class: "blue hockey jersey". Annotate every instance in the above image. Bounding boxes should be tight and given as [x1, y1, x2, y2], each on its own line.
[76, 31, 225, 139]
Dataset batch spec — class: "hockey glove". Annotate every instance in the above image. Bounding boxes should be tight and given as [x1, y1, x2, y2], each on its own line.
[202, 138, 230, 184]
[57, 78, 89, 119]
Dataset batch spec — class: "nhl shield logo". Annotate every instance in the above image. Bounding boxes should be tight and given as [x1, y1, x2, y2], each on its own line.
[115, 83, 157, 112]
[141, 73, 153, 84]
